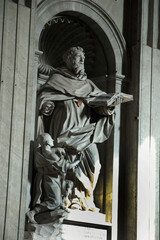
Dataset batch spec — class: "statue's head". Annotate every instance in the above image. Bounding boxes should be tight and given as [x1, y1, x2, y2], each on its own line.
[37, 133, 54, 147]
[63, 46, 85, 75]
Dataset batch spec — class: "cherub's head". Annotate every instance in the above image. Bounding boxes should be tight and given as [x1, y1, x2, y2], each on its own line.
[37, 133, 54, 147]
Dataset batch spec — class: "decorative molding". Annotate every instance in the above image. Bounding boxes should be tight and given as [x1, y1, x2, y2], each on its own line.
[42, 16, 73, 30]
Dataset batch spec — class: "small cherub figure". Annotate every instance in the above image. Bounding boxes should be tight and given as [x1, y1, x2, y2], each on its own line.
[26, 133, 80, 224]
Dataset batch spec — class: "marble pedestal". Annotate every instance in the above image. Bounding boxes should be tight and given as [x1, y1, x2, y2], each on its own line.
[24, 210, 111, 240]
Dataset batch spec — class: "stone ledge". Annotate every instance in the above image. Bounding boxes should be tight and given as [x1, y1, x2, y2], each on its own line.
[24, 210, 112, 240]
[65, 209, 110, 226]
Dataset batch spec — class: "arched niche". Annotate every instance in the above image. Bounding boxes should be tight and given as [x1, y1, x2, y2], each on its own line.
[35, 1, 129, 234]
[36, 0, 129, 77]
[38, 14, 112, 79]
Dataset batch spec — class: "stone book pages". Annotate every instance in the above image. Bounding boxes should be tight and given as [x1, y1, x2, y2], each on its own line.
[107, 92, 133, 106]
[86, 92, 133, 107]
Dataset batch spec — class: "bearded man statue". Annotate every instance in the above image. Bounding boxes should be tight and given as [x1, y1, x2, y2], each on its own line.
[36, 46, 117, 212]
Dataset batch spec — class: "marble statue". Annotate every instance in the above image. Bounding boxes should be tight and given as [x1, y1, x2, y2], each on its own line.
[27, 133, 80, 224]
[30, 46, 132, 221]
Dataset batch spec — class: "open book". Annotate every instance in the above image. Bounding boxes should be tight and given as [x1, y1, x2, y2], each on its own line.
[85, 92, 133, 107]
[105, 92, 133, 107]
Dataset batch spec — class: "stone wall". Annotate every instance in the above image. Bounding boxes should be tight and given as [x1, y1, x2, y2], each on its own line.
[137, 1, 160, 239]
[0, 1, 37, 239]
[0, 1, 159, 240]
[119, 1, 160, 240]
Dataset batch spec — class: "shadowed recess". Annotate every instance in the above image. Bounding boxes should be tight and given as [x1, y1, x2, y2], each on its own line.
[39, 14, 108, 78]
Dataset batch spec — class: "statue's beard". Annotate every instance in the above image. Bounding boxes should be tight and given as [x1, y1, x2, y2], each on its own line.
[73, 63, 85, 75]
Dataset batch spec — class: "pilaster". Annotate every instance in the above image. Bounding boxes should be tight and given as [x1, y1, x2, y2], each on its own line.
[105, 73, 125, 240]
[0, 1, 37, 239]
[137, 1, 160, 240]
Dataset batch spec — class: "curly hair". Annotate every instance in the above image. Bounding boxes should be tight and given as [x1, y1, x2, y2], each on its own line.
[62, 46, 85, 63]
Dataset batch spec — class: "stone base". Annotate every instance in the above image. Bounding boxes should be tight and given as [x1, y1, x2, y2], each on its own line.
[24, 222, 62, 240]
[24, 210, 110, 240]
[66, 209, 106, 224]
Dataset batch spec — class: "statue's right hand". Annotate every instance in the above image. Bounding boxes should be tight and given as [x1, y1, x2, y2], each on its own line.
[55, 148, 66, 157]
[41, 101, 55, 116]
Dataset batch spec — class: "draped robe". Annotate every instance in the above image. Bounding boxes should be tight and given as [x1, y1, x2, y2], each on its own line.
[37, 68, 115, 210]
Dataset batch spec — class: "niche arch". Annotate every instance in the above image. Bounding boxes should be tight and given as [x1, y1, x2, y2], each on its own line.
[35, 1, 129, 233]
[36, 0, 129, 77]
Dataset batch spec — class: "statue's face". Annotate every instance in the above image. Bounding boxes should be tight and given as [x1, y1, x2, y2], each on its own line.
[66, 51, 85, 75]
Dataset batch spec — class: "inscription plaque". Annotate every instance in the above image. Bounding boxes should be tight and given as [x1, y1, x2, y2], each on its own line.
[61, 224, 107, 240]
